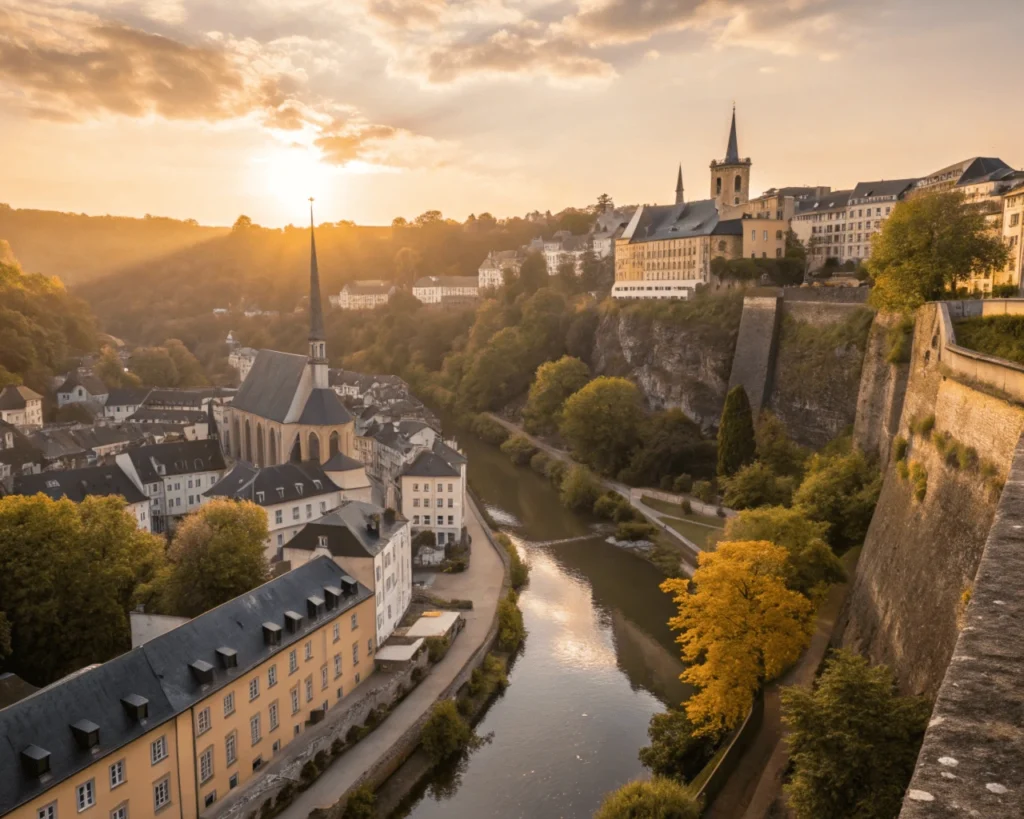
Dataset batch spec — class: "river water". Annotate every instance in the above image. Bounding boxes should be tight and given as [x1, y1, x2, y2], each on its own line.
[396, 429, 689, 819]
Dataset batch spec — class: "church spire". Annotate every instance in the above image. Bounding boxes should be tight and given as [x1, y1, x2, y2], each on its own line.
[308, 198, 325, 345]
[675, 164, 685, 205]
[724, 105, 740, 164]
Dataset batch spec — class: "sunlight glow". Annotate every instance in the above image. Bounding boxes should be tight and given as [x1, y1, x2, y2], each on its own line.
[257, 146, 335, 216]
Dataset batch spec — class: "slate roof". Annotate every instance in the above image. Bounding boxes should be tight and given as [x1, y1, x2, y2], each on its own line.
[231, 349, 309, 423]
[0, 386, 42, 410]
[298, 389, 353, 426]
[205, 461, 340, 506]
[26, 429, 87, 461]
[13, 465, 147, 504]
[623, 199, 725, 244]
[401, 450, 460, 478]
[433, 439, 467, 469]
[413, 276, 479, 288]
[287, 501, 404, 559]
[342, 280, 393, 296]
[128, 408, 207, 424]
[0, 557, 371, 815]
[144, 388, 234, 409]
[850, 179, 917, 201]
[105, 388, 152, 407]
[322, 451, 365, 472]
[122, 439, 226, 483]
[795, 190, 853, 215]
[57, 373, 107, 397]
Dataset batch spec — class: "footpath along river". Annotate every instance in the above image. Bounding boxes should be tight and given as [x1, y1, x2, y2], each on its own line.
[394, 427, 690, 818]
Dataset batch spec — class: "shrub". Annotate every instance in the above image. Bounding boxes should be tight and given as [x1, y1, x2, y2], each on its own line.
[896, 460, 910, 481]
[497, 533, 530, 589]
[885, 317, 915, 364]
[892, 436, 908, 462]
[411, 666, 426, 684]
[956, 443, 978, 471]
[363, 707, 380, 729]
[932, 430, 952, 457]
[716, 506, 726, 518]
[616, 522, 658, 541]
[909, 462, 928, 502]
[300, 759, 319, 783]
[639, 708, 722, 782]
[500, 435, 537, 466]
[911, 414, 935, 436]
[595, 778, 701, 819]
[720, 460, 796, 510]
[681, 499, 693, 515]
[692, 480, 715, 503]
[559, 464, 602, 512]
[342, 786, 376, 819]
[469, 414, 510, 446]
[331, 738, 344, 756]
[593, 493, 622, 520]
[346, 725, 364, 744]
[497, 590, 526, 652]
[673, 473, 694, 494]
[276, 782, 297, 805]
[545, 459, 568, 487]
[314, 750, 329, 770]
[426, 636, 450, 663]
[420, 700, 473, 763]
[659, 475, 674, 490]
[529, 451, 552, 475]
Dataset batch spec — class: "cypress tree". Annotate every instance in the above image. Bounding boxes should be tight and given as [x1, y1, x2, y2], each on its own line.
[718, 386, 756, 477]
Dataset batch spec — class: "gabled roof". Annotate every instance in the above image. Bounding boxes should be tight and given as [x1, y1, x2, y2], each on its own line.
[0, 386, 42, 410]
[322, 451, 365, 472]
[128, 408, 207, 424]
[341, 280, 394, 296]
[850, 179, 917, 200]
[298, 389, 353, 426]
[795, 190, 853, 215]
[13, 464, 147, 504]
[105, 388, 152, 407]
[432, 439, 467, 469]
[205, 461, 340, 506]
[26, 429, 87, 460]
[144, 388, 234, 409]
[231, 350, 309, 423]
[123, 439, 226, 483]
[401, 450, 459, 478]
[623, 199, 723, 244]
[0, 557, 370, 815]
[57, 373, 107, 397]
[287, 501, 404, 559]
[956, 157, 1013, 186]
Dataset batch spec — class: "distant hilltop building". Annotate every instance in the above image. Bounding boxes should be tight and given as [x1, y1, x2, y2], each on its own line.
[331, 280, 396, 311]
[228, 346, 258, 384]
[412, 275, 479, 307]
[478, 250, 523, 290]
[0, 385, 43, 430]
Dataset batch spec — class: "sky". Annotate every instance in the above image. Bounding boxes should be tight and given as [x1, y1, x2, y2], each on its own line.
[0, 0, 1022, 228]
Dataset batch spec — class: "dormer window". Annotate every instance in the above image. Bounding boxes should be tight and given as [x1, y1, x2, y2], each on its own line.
[313, 480, 322, 490]
[295, 483, 304, 495]
[277, 487, 284, 498]
[318, 535, 328, 548]
[156, 464, 166, 476]
[45, 479, 59, 489]
[256, 491, 265, 503]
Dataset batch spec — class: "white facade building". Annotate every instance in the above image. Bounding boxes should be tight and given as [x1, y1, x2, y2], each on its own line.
[102, 388, 152, 422]
[412, 275, 479, 305]
[478, 250, 522, 290]
[55, 372, 109, 409]
[335, 281, 396, 310]
[399, 444, 467, 545]
[228, 347, 258, 384]
[0, 386, 43, 429]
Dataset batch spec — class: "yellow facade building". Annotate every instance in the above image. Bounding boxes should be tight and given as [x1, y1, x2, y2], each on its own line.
[1, 558, 375, 819]
[1002, 184, 1024, 290]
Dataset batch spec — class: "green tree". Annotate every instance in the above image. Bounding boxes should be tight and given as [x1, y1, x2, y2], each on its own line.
[793, 449, 881, 551]
[164, 339, 208, 387]
[595, 777, 701, 819]
[497, 590, 527, 651]
[719, 461, 796, 510]
[724, 506, 845, 599]
[560, 377, 644, 476]
[523, 355, 590, 434]
[500, 434, 537, 466]
[783, 650, 930, 819]
[595, 193, 614, 213]
[755, 412, 807, 478]
[518, 251, 548, 294]
[394, 246, 421, 289]
[0, 495, 167, 685]
[94, 345, 142, 388]
[131, 346, 178, 387]
[559, 464, 602, 511]
[565, 307, 600, 364]
[421, 700, 474, 762]
[869, 191, 1010, 312]
[622, 409, 717, 486]
[639, 708, 721, 783]
[232, 214, 253, 231]
[164, 499, 270, 617]
[457, 326, 529, 411]
[342, 786, 376, 819]
[717, 386, 756, 477]
[55, 403, 95, 424]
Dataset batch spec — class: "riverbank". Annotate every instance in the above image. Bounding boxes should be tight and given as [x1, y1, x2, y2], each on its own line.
[276, 500, 505, 819]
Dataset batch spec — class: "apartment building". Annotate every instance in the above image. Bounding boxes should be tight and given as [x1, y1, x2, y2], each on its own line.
[12, 465, 152, 531]
[334, 281, 395, 311]
[399, 445, 467, 545]
[0, 385, 43, 429]
[0, 559, 375, 819]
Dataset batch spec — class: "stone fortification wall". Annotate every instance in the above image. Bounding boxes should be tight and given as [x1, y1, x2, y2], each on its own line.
[899, 433, 1024, 819]
[727, 295, 781, 420]
[853, 312, 911, 466]
[780, 285, 870, 304]
[937, 300, 1024, 404]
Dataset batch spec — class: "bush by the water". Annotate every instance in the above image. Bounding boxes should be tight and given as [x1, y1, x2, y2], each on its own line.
[639, 708, 722, 783]
[497, 590, 527, 652]
[500, 434, 537, 466]
[420, 700, 474, 763]
[559, 464, 602, 512]
[529, 451, 552, 475]
[468, 414, 510, 446]
[496, 532, 530, 589]
[342, 786, 376, 819]
[616, 521, 658, 542]
[594, 777, 701, 819]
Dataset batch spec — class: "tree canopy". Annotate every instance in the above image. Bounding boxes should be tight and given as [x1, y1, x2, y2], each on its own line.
[717, 386, 756, 477]
[523, 355, 590, 434]
[639, 708, 721, 783]
[869, 191, 1010, 312]
[595, 777, 701, 819]
[560, 376, 645, 476]
[793, 448, 881, 551]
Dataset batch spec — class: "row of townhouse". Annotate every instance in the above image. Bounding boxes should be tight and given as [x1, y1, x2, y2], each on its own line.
[328, 280, 396, 311]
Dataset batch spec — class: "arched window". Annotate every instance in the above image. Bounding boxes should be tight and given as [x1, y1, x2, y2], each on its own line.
[268, 428, 278, 466]
[308, 432, 321, 464]
[734, 175, 743, 193]
[231, 416, 241, 458]
[289, 434, 302, 463]
[716, 177, 722, 195]
[256, 424, 265, 468]
[244, 420, 252, 464]
[329, 431, 340, 458]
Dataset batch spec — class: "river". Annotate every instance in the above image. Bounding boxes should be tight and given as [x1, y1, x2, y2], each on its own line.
[395, 428, 689, 819]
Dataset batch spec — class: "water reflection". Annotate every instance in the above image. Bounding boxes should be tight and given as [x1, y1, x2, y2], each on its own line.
[397, 426, 687, 819]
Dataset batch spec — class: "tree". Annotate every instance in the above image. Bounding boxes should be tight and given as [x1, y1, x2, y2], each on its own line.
[622, 409, 717, 486]
[131, 346, 178, 387]
[661, 540, 815, 735]
[497, 589, 526, 651]
[559, 464, 602, 511]
[394, 246, 421, 289]
[560, 377, 644, 476]
[523, 356, 590, 434]
[639, 708, 721, 783]
[55, 403, 95, 424]
[595, 778, 701, 819]
[421, 700, 474, 762]
[755, 412, 807, 478]
[500, 434, 537, 466]
[232, 214, 253, 231]
[717, 386, 756, 478]
[793, 449, 881, 551]
[0, 612, 12, 662]
[869, 191, 1010, 312]
[724, 506, 845, 599]
[164, 339, 208, 387]
[565, 308, 600, 364]
[94, 345, 141, 388]
[782, 650, 930, 819]
[164, 499, 270, 617]
[595, 193, 614, 214]
[518, 251, 548, 294]
[0, 495, 166, 685]
[719, 461, 796, 510]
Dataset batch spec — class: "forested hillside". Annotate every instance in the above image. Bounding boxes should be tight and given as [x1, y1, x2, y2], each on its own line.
[0, 205, 226, 285]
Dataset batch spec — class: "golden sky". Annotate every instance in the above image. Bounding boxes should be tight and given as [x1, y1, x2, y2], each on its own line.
[0, 0, 1022, 227]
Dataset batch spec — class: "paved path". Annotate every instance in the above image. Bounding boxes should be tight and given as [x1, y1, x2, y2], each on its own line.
[279, 505, 505, 819]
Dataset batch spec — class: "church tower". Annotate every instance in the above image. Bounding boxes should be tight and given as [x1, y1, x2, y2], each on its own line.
[307, 199, 329, 389]
[709, 106, 752, 212]
[675, 165, 685, 206]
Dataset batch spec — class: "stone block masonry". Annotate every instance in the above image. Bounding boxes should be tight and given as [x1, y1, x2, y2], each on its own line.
[727, 294, 781, 420]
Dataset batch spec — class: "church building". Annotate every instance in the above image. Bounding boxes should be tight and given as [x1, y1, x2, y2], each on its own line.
[228, 206, 356, 467]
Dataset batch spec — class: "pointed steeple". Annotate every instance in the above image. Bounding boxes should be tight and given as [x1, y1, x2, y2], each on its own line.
[724, 105, 740, 164]
[675, 165, 685, 205]
[206, 399, 218, 441]
[308, 198, 325, 344]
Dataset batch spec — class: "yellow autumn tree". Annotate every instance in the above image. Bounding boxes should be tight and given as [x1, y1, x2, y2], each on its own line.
[661, 540, 815, 736]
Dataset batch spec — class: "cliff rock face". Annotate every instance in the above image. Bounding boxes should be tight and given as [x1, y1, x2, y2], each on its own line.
[591, 305, 738, 432]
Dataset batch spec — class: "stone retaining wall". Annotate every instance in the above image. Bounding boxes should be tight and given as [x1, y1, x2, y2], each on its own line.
[938, 301, 1024, 404]
[727, 294, 781, 419]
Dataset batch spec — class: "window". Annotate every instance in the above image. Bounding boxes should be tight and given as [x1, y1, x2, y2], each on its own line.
[269, 701, 279, 731]
[352, 642, 360, 666]
[304, 640, 312, 660]
[448, 483, 453, 492]
[250, 713, 261, 745]
[230, 773, 238, 789]
[320, 501, 327, 514]
[154, 777, 171, 811]
[151, 736, 168, 765]
[333, 622, 340, 642]
[249, 677, 260, 701]
[277, 533, 283, 547]
[306, 503, 312, 519]
[110, 806, 127, 819]
[423, 515, 431, 525]
[334, 654, 342, 677]
[351, 612, 358, 630]
[291, 686, 300, 714]
[763, 230, 768, 242]
[448, 498, 453, 508]
[109, 759, 126, 788]
[448, 515, 454, 525]
[204, 793, 216, 809]
[337, 686, 344, 700]
[305, 676, 314, 702]
[76, 781, 95, 812]
[413, 498, 420, 507]
[38, 803, 56, 819]
[436, 499, 443, 508]
[413, 483, 419, 491]
[275, 510, 283, 524]
[226, 732, 237, 765]
[292, 507, 300, 521]
[413, 515, 420, 525]
[367, 639, 373, 656]
[289, 649, 298, 673]
[257, 490, 265, 503]
[252, 756, 263, 772]
[200, 747, 214, 783]
[751, 229, 756, 241]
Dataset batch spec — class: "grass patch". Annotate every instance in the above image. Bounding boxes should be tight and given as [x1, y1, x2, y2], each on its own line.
[641, 495, 723, 527]
[665, 517, 725, 549]
[954, 315, 1024, 366]
[886, 316, 915, 364]
[685, 740, 731, 797]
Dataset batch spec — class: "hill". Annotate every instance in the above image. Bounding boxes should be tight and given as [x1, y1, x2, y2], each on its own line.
[0, 204, 227, 285]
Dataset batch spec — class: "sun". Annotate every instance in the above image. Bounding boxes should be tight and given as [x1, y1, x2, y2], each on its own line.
[259, 146, 334, 216]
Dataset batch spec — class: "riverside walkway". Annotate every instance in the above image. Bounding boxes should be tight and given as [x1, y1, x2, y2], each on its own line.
[278, 502, 504, 819]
